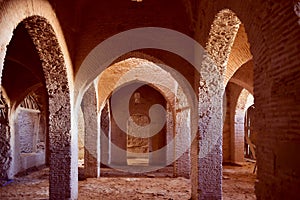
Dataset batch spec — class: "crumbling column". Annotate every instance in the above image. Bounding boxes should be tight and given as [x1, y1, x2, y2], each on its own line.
[174, 108, 191, 178]
[191, 93, 222, 200]
[22, 17, 76, 199]
[82, 85, 100, 178]
[100, 101, 110, 166]
[166, 104, 175, 169]
[0, 98, 11, 182]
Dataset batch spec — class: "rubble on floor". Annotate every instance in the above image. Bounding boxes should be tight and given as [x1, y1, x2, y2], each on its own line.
[0, 162, 256, 199]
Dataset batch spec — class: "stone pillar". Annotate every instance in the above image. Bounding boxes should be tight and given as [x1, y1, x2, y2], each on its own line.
[82, 85, 100, 178]
[0, 101, 11, 181]
[191, 92, 222, 200]
[100, 101, 110, 166]
[166, 104, 175, 167]
[191, 58, 223, 199]
[48, 96, 74, 199]
[234, 109, 246, 163]
[110, 111, 127, 166]
[19, 17, 76, 199]
[174, 108, 191, 178]
[226, 83, 243, 163]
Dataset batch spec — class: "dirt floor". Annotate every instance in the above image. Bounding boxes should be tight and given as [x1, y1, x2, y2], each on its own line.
[0, 162, 256, 199]
[222, 161, 256, 200]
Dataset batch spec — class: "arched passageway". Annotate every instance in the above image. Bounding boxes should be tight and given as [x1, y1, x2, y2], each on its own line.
[0, 1, 299, 199]
[0, 15, 74, 199]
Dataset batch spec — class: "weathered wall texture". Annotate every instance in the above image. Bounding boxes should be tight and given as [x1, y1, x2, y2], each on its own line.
[78, 107, 84, 160]
[229, 60, 254, 94]
[226, 24, 252, 85]
[0, 0, 299, 199]
[252, 2, 300, 199]
[223, 83, 254, 164]
[129, 85, 167, 165]
[100, 100, 110, 167]
[192, 1, 300, 199]
[9, 107, 45, 177]
[234, 89, 253, 163]
[97, 57, 192, 174]
[22, 17, 73, 199]
[127, 115, 150, 154]
[0, 1, 74, 199]
[17, 109, 40, 154]
[191, 9, 241, 200]
[222, 83, 239, 163]
[174, 86, 191, 179]
[0, 98, 10, 182]
[16, 108, 45, 173]
[82, 84, 99, 178]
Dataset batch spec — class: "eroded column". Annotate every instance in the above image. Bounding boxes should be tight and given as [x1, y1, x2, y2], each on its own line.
[82, 85, 100, 178]
[100, 101, 110, 166]
[174, 108, 191, 178]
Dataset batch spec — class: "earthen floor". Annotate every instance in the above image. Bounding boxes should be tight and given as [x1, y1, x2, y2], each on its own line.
[0, 162, 256, 199]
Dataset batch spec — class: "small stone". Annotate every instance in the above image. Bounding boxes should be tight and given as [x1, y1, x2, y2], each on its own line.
[146, 174, 155, 178]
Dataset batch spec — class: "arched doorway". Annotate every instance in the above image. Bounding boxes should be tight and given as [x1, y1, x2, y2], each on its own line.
[0, 16, 73, 198]
[127, 114, 150, 166]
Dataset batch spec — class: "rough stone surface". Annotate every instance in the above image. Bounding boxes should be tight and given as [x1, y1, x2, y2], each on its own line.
[191, 9, 241, 200]
[0, 0, 299, 199]
[100, 100, 110, 166]
[127, 114, 150, 154]
[174, 108, 191, 179]
[17, 109, 40, 154]
[82, 84, 99, 178]
[9, 108, 46, 177]
[0, 102, 10, 183]
[206, 9, 240, 75]
[22, 17, 72, 199]
[78, 107, 85, 160]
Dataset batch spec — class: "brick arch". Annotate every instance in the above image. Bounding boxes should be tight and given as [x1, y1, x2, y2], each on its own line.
[20, 16, 73, 199]
[200, 8, 253, 92]
[196, 1, 300, 198]
[205, 9, 241, 75]
[229, 60, 254, 95]
[79, 53, 196, 178]
[0, 0, 73, 83]
[92, 57, 195, 174]
[192, 5, 265, 198]
[225, 24, 252, 86]
[191, 8, 242, 200]
[102, 80, 175, 112]
[96, 57, 190, 112]
[0, 1, 75, 198]
[233, 89, 254, 163]
[194, 2, 268, 89]
[112, 51, 166, 67]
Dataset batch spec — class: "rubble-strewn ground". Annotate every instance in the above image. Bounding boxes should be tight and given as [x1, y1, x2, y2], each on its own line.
[222, 161, 257, 200]
[0, 162, 256, 199]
